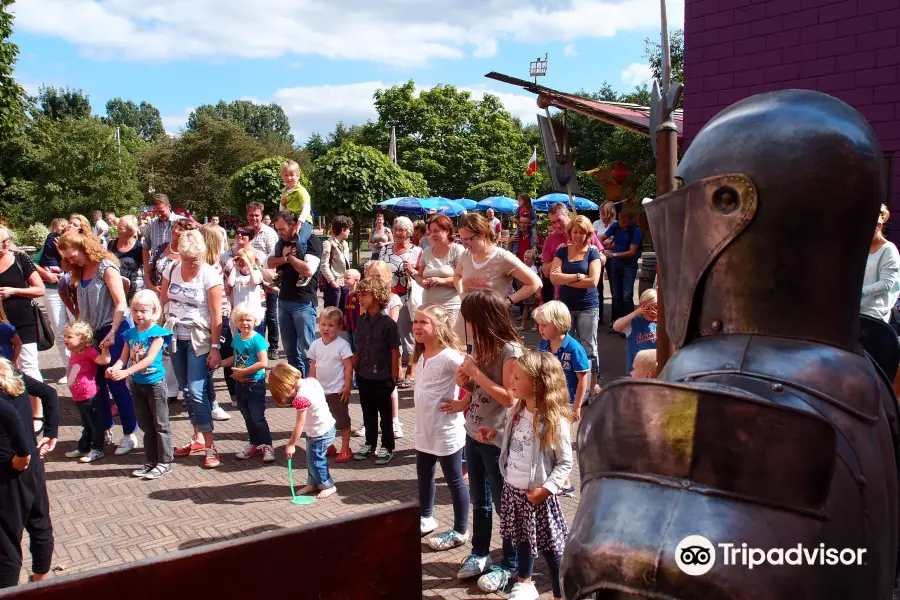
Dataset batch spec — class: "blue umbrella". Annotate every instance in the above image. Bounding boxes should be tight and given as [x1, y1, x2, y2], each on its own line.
[455, 198, 478, 210]
[376, 196, 417, 208]
[476, 196, 518, 213]
[395, 197, 466, 217]
[534, 193, 599, 211]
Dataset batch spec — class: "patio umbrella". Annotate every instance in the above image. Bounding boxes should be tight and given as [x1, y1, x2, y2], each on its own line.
[395, 197, 466, 217]
[476, 196, 518, 213]
[534, 193, 599, 211]
[454, 198, 478, 210]
[376, 196, 417, 208]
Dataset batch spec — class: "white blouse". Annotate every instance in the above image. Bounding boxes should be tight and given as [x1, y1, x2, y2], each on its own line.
[413, 348, 465, 456]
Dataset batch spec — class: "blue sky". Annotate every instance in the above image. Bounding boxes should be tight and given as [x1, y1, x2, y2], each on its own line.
[10, 0, 684, 142]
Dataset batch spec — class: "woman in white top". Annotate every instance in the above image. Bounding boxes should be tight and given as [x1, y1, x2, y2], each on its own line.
[861, 204, 900, 323]
[160, 230, 224, 469]
[413, 215, 464, 328]
[453, 212, 542, 339]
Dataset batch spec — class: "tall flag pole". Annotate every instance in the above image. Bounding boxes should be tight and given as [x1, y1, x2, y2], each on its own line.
[388, 126, 397, 164]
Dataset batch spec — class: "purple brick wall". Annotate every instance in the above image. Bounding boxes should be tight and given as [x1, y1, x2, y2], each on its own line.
[684, 0, 900, 240]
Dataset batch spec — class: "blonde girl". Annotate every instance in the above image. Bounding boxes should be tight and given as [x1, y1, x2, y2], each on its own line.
[270, 363, 337, 500]
[200, 224, 231, 422]
[412, 304, 470, 551]
[479, 350, 573, 600]
[61, 320, 112, 463]
[226, 247, 264, 333]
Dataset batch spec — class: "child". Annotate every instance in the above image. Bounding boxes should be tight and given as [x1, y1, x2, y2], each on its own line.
[0, 301, 22, 365]
[106, 290, 174, 479]
[477, 350, 573, 600]
[61, 321, 112, 463]
[343, 268, 361, 353]
[220, 301, 272, 462]
[517, 249, 540, 332]
[279, 160, 314, 283]
[534, 301, 589, 422]
[271, 363, 337, 499]
[308, 307, 354, 463]
[631, 349, 658, 378]
[353, 277, 400, 465]
[226, 247, 264, 334]
[516, 193, 537, 225]
[412, 304, 470, 551]
[613, 289, 658, 374]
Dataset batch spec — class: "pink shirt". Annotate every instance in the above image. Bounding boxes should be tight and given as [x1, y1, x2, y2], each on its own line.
[68, 347, 100, 402]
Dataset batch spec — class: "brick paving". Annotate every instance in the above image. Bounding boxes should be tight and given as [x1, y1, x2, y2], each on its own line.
[16, 287, 633, 598]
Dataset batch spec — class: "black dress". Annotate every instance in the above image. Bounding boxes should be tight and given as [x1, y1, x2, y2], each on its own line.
[0, 253, 37, 344]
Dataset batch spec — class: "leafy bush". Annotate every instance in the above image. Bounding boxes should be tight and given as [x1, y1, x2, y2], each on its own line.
[20, 223, 48, 248]
[467, 180, 515, 200]
[635, 174, 657, 201]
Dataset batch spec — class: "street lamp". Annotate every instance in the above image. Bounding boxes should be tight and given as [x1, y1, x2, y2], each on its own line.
[529, 53, 548, 84]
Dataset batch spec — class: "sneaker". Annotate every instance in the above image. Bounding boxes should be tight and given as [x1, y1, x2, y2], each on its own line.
[420, 516, 438, 536]
[508, 581, 539, 600]
[56, 376, 67, 385]
[353, 445, 374, 460]
[477, 566, 513, 593]
[261, 444, 276, 463]
[335, 449, 352, 463]
[267, 349, 278, 361]
[457, 554, 492, 579]
[104, 430, 115, 445]
[236, 443, 262, 460]
[132, 463, 155, 478]
[143, 463, 172, 480]
[352, 425, 365, 438]
[210, 406, 231, 421]
[393, 419, 404, 439]
[64, 449, 84, 459]
[327, 444, 337, 456]
[558, 484, 576, 498]
[375, 448, 393, 465]
[428, 530, 469, 551]
[203, 446, 221, 469]
[79, 449, 105, 463]
[174, 438, 205, 457]
[114, 434, 137, 456]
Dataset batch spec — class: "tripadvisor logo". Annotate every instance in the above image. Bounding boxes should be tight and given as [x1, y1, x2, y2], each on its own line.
[675, 536, 867, 575]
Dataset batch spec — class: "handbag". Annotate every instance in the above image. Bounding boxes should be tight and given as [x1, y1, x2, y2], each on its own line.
[32, 300, 54, 352]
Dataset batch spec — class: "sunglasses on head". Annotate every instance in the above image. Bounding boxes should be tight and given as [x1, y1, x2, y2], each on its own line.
[236, 230, 250, 237]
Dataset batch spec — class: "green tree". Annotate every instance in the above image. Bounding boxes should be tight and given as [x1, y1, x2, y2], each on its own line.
[0, 116, 143, 224]
[103, 98, 165, 141]
[310, 142, 429, 264]
[644, 29, 685, 88]
[187, 100, 294, 144]
[230, 155, 311, 216]
[37, 85, 92, 120]
[467, 180, 515, 200]
[0, 0, 28, 141]
[305, 133, 327, 161]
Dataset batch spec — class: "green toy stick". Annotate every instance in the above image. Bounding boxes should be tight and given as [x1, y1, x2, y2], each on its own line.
[286, 457, 316, 505]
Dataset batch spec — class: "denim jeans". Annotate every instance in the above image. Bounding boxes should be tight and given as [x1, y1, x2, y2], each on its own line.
[95, 321, 137, 435]
[236, 379, 272, 446]
[570, 307, 599, 374]
[610, 261, 638, 322]
[465, 435, 517, 570]
[171, 339, 213, 433]
[130, 380, 173, 464]
[294, 220, 313, 257]
[264, 292, 279, 349]
[417, 448, 470, 534]
[278, 299, 317, 376]
[307, 427, 336, 489]
[75, 395, 105, 452]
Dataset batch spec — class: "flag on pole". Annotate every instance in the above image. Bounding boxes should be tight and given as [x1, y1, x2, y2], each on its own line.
[388, 126, 397, 164]
[525, 146, 537, 177]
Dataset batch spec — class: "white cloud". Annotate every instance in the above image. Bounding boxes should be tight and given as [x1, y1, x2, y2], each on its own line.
[161, 107, 194, 135]
[11, 0, 685, 67]
[564, 44, 578, 57]
[621, 62, 653, 87]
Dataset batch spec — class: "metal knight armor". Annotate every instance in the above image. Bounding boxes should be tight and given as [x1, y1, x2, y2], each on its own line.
[562, 90, 900, 599]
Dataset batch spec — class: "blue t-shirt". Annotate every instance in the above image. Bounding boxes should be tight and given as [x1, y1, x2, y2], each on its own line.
[555, 246, 601, 311]
[604, 222, 642, 266]
[0, 322, 17, 361]
[538, 334, 590, 404]
[626, 315, 657, 373]
[232, 332, 269, 382]
[122, 324, 173, 385]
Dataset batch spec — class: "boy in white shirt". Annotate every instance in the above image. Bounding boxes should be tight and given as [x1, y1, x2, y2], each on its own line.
[307, 307, 354, 463]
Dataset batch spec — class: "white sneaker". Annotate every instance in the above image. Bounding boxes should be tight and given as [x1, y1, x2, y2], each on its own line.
[508, 581, 539, 600]
[457, 554, 492, 579]
[114, 433, 137, 456]
[65, 449, 84, 459]
[420, 516, 438, 536]
[393, 419, 404, 439]
[261, 444, 276, 463]
[79, 449, 105, 463]
[352, 425, 365, 438]
[211, 406, 231, 421]
[57, 376, 68, 385]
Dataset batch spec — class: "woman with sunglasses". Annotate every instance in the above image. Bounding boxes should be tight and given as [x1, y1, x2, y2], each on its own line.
[453, 213, 542, 339]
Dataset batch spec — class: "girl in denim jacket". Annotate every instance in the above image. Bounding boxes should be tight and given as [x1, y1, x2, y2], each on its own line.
[478, 350, 573, 600]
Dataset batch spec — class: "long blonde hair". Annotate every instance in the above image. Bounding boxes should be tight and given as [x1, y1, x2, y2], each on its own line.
[412, 304, 464, 363]
[600, 201, 616, 226]
[0, 357, 24, 397]
[69, 214, 93, 236]
[200, 224, 224, 266]
[513, 350, 572, 451]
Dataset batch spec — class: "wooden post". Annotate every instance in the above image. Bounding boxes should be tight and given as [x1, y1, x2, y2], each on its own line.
[654, 124, 678, 369]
